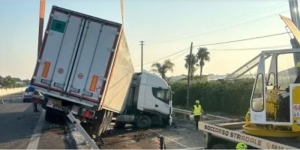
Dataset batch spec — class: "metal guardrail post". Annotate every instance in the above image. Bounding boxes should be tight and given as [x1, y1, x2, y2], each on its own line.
[172, 108, 233, 121]
[65, 110, 100, 150]
[158, 135, 166, 150]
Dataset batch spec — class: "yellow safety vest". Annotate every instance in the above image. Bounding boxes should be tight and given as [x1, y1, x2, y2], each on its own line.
[193, 105, 202, 116]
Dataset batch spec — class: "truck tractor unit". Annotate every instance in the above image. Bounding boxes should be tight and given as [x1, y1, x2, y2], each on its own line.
[115, 71, 173, 129]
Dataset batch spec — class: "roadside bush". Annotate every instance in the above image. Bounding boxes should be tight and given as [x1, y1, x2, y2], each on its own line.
[170, 78, 254, 116]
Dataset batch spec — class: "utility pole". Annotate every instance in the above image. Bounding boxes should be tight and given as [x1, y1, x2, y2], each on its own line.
[187, 42, 193, 108]
[288, 0, 300, 66]
[140, 41, 144, 72]
[38, 0, 45, 58]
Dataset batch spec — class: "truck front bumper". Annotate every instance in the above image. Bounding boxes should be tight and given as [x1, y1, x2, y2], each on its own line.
[169, 116, 173, 126]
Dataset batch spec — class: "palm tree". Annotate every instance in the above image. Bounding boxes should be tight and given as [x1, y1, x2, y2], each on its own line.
[184, 54, 198, 80]
[196, 47, 210, 78]
[151, 59, 175, 80]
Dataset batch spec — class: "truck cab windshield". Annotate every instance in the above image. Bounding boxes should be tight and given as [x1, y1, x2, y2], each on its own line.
[152, 88, 172, 103]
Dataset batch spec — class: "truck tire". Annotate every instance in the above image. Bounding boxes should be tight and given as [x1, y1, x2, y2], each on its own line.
[45, 109, 56, 123]
[81, 122, 93, 137]
[114, 121, 126, 129]
[136, 116, 152, 129]
[162, 118, 171, 127]
[211, 144, 227, 149]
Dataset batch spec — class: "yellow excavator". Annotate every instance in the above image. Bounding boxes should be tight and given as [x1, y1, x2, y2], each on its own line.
[198, 15, 300, 149]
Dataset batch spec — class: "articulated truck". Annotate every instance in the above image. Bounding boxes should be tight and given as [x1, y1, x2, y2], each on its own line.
[30, 5, 172, 138]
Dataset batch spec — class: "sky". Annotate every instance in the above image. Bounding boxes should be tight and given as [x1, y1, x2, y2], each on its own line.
[0, 0, 297, 79]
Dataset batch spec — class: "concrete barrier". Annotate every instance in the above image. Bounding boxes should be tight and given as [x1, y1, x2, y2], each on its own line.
[0, 87, 26, 97]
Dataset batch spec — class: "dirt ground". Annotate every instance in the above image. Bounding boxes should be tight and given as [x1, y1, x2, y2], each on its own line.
[100, 120, 206, 149]
[70, 114, 225, 149]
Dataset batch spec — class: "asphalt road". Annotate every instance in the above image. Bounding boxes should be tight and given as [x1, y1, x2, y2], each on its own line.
[0, 94, 67, 149]
[0, 93, 208, 149]
[0, 94, 40, 149]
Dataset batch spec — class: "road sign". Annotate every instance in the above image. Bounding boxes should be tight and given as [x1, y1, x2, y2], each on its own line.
[293, 104, 299, 111]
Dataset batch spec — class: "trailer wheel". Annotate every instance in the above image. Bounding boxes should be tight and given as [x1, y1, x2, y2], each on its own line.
[45, 109, 56, 123]
[114, 121, 126, 129]
[136, 116, 152, 129]
[81, 122, 93, 137]
[211, 144, 227, 149]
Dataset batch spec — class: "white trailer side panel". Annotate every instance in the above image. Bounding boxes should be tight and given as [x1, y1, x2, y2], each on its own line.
[66, 21, 120, 103]
[32, 10, 84, 93]
[100, 31, 135, 113]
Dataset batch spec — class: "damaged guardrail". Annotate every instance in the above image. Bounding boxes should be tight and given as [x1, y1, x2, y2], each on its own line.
[172, 108, 233, 120]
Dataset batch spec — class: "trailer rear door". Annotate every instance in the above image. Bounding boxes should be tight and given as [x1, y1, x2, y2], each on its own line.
[66, 20, 121, 103]
[32, 10, 85, 93]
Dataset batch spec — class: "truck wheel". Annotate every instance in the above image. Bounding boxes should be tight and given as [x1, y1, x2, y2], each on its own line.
[81, 122, 93, 137]
[136, 116, 152, 129]
[211, 144, 227, 149]
[45, 109, 56, 123]
[162, 118, 171, 127]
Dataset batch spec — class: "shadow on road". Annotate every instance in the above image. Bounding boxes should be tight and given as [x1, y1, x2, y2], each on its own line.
[102, 124, 166, 138]
[0, 98, 41, 148]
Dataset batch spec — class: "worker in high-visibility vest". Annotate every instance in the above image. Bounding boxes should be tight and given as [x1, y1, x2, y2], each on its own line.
[236, 142, 247, 150]
[191, 100, 203, 130]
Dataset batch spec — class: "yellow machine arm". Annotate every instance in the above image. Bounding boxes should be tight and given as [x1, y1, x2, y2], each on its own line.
[281, 15, 300, 44]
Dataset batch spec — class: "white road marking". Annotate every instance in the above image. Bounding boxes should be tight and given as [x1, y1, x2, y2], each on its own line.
[26, 109, 46, 150]
[148, 129, 190, 148]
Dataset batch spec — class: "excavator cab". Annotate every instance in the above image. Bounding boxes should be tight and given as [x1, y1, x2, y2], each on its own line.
[249, 48, 300, 133]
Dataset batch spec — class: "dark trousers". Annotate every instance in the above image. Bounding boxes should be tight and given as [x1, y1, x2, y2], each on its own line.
[33, 103, 38, 111]
[194, 115, 200, 129]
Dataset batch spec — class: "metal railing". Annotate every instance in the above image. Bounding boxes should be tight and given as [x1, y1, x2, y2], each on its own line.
[1, 95, 22, 104]
[172, 108, 233, 120]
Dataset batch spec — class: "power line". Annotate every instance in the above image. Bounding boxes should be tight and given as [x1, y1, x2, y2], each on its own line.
[169, 44, 291, 61]
[145, 3, 288, 44]
[208, 45, 291, 51]
[192, 32, 291, 47]
[134, 47, 190, 67]
[139, 44, 291, 70]
[134, 32, 291, 67]
[146, 11, 289, 45]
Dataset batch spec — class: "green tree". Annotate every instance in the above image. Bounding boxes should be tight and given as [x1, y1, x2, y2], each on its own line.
[196, 47, 210, 78]
[170, 78, 254, 116]
[12, 77, 22, 82]
[151, 59, 175, 80]
[23, 79, 31, 86]
[184, 54, 198, 80]
[2, 76, 16, 88]
[0, 76, 3, 86]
